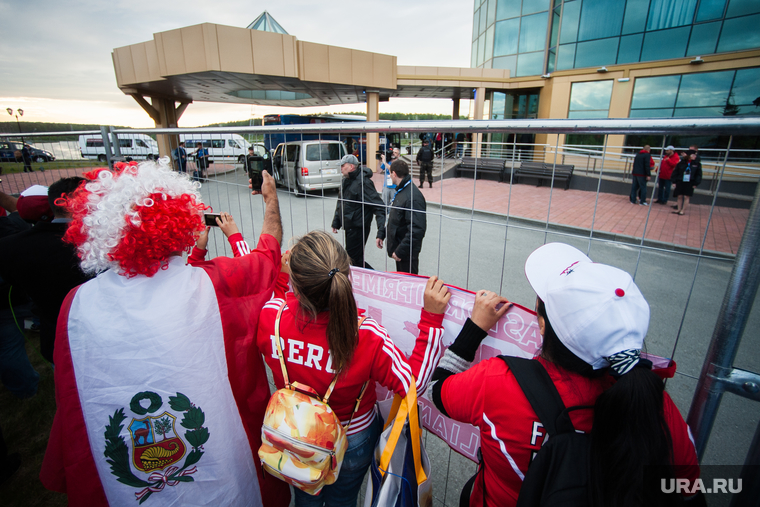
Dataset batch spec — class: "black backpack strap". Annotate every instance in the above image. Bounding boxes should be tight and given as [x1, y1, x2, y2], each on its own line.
[500, 356, 573, 435]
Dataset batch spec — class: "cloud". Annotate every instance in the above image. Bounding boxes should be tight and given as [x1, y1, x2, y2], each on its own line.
[1, 0, 473, 127]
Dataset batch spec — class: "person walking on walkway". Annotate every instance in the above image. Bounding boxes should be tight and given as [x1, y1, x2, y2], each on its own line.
[332, 154, 386, 269]
[671, 151, 702, 216]
[416, 140, 434, 188]
[630, 145, 652, 205]
[376, 160, 427, 274]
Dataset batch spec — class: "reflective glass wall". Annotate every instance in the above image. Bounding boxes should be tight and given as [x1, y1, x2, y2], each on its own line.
[629, 67, 760, 118]
[472, 0, 760, 76]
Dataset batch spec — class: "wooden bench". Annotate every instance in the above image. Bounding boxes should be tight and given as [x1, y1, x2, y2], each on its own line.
[514, 162, 574, 190]
[456, 157, 506, 182]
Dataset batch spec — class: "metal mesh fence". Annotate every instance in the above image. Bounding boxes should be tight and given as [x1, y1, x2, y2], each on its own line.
[2, 118, 760, 505]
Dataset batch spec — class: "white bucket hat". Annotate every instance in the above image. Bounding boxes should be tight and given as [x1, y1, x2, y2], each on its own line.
[524, 243, 650, 371]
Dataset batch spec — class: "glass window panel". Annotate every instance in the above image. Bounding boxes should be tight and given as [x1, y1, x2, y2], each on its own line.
[673, 106, 726, 117]
[522, 0, 550, 15]
[676, 70, 734, 107]
[696, 0, 727, 21]
[473, 8, 481, 40]
[519, 12, 549, 53]
[480, 32, 487, 64]
[487, 0, 498, 26]
[647, 0, 698, 30]
[480, 4, 489, 33]
[575, 38, 619, 68]
[686, 22, 721, 56]
[547, 48, 556, 73]
[641, 27, 690, 61]
[550, 10, 560, 47]
[726, 0, 760, 17]
[622, 0, 651, 34]
[471, 41, 478, 66]
[568, 110, 610, 119]
[497, 0, 521, 20]
[486, 25, 495, 60]
[736, 106, 760, 116]
[629, 108, 675, 118]
[569, 80, 614, 111]
[631, 75, 681, 109]
[731, 68, 760, 105]
[516, 51, 545, 76]
[493, 55, 518, 75]
[559, 0, 580, 43]
[495, 18, 520, 55]
[718, 14, 760, 53]
[492, 92, 507, 119]
[618, 33, 643, 63]
[578, 0, 626, 41]
[556, 43, 576, 70]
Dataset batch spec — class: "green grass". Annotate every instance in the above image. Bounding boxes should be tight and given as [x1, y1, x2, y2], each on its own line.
[0, 331, 67, 507]
[0, 161, 101, 174]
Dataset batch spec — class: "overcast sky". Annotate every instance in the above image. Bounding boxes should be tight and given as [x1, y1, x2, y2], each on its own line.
[0, 0, 474, 127]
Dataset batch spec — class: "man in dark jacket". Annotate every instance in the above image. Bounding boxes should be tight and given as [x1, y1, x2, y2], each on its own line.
[21, 145, 33, 173]
[416, 140, 435, 188]
[332, 154, 386, 269]
[0, 177, 92, 363]
[376, 160, 426, 274]
[630, 145, 652, 205]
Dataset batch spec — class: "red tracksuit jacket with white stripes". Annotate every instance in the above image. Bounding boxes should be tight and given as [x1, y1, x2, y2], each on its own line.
[256, 291, 444, 435]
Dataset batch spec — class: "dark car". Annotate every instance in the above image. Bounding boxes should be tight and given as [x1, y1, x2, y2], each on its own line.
[0, 141, 55, 162]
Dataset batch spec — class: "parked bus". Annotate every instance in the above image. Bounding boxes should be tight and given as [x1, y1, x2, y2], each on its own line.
[79, 134, 158, 162]
[262, 114, 399, 164]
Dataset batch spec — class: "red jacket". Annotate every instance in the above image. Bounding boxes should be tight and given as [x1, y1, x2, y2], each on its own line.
[441, 356, 700, 507]
[659, 152, 680, 181]
[257, 291, 444, 435]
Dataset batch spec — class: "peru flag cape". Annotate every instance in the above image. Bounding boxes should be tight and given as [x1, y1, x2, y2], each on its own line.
[40, 234, 290, 507]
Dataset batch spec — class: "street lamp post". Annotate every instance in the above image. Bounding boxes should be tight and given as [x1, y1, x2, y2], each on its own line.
[6, 108, 24, 144]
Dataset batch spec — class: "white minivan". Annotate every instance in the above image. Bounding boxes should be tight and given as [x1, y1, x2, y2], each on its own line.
[79, 134, 158, 162]
[272, 140, 347, 196]
[179, 134, 250, 163]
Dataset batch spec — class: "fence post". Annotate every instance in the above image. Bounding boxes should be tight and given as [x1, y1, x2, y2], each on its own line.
[100, 126, 114, 167]
[687, 180, 760, 460]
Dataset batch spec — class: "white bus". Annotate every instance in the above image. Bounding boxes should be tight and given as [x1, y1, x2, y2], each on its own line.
[179, 133, 250, 163]
[79, 134, 159, 162]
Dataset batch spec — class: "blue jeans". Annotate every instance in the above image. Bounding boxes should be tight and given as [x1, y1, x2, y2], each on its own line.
[0, 304, 40, 399]
[293, 411, 382, 507]
[658, 179, 671, 203]
[630, 176, 648, 204]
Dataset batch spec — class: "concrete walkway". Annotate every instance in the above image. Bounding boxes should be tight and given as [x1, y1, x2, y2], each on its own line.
[376, 172, 748, 255]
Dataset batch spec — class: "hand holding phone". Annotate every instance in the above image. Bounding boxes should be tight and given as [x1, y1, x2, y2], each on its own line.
[248, 156, 264, 192]
[204, 213, 221, 227]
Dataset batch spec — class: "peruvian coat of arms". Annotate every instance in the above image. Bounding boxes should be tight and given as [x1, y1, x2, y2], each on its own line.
[103, 391, 209, 503]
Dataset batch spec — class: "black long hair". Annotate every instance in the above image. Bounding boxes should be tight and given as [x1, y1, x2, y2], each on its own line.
[536, 300, 677, 507]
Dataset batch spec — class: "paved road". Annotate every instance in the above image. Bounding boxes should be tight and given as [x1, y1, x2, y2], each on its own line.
[199, 171, 758, 482]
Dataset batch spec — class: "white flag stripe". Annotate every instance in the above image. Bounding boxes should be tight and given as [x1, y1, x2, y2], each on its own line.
[67, 257, 261, 506]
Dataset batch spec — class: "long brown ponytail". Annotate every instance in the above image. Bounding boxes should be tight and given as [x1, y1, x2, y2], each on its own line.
[288, 230, 358, 372]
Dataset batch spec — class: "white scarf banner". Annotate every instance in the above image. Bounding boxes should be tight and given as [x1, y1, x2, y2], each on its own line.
[351, 268, 541, 463]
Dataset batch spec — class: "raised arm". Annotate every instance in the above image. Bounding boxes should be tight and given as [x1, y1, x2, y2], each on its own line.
[430, 290, 511, 415]
[251, 171, 282, 246]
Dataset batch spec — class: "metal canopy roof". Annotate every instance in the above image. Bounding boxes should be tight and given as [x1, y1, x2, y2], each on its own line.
[112, 23, 518, 107]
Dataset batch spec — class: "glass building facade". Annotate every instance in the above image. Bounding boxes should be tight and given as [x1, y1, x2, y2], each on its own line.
[472, 0, 760, 77]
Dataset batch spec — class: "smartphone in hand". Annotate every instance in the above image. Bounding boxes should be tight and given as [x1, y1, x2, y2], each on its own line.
[204, 213, 221, 227]
[248, 156, 264, 192]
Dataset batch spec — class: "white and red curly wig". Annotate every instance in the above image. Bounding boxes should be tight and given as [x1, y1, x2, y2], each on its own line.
[62, 158, 208, 278]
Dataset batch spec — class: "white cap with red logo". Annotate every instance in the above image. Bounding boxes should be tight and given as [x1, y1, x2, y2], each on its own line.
[524, 243, 650, 371]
